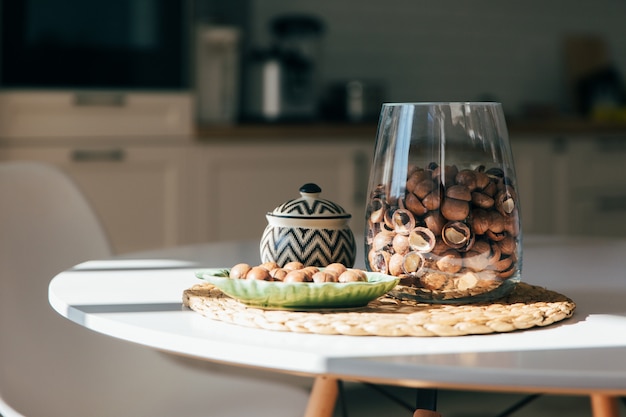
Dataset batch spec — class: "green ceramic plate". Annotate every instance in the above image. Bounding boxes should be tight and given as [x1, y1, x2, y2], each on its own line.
[194, 268, 399, 310]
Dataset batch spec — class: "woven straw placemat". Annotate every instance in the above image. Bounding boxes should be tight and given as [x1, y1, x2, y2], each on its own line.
[182, 282, 575, 337]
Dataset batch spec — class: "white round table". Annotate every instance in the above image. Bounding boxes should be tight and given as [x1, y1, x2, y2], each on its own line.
[49, 235, 626, 417]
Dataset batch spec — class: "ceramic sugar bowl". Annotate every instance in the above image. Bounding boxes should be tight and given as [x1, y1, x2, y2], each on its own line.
[260, 183, 356, 267]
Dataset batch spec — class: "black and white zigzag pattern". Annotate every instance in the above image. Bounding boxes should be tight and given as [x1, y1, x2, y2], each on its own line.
[275, 198, 346, 216]
[260, 226, 356, 267]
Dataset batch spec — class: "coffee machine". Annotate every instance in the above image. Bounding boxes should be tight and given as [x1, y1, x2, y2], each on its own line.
[243, 14, 324, 122]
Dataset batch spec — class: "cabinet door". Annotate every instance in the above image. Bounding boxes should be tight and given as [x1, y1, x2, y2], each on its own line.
[194, 141, 373, 243]
[510, 137, 558, 235]
[566, 136, 626, 237]
[1, 145, 193, 254]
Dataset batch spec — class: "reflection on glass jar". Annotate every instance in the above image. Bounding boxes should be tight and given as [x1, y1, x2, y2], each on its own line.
[364, 102, 522, 304]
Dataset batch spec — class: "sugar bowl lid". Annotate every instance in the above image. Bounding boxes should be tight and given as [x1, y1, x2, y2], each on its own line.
[268, 183, 351, 219]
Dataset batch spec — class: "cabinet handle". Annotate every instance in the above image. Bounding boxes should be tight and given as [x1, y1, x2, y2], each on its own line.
[71, 149, 125, 162]
[598, 195, 626, 212]
[74, 92, 126, 107]
[552, 136, 568, 154]
[596, 137, 626, 152]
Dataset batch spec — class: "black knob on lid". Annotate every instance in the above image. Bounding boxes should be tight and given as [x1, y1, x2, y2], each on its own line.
[299, 183, 322, 193]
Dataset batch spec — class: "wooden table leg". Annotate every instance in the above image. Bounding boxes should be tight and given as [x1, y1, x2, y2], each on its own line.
[303, 376, 339, 417]
[413, 410, 442, 417]
[591, 394, 620, 417]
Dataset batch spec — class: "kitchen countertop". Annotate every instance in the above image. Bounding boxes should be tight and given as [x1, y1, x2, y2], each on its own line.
[507, 118, 626, 136]
[195, 118, 626, 141]
[2, 119, 626, 147]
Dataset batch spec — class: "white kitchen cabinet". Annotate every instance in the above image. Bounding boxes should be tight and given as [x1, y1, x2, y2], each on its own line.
[190, 134, 569, 243]
[191, 134, 570, 243]
[510, 132, 626, 238]
[510, 136, 560, 235]
[562, 134, 626, 237]
[191, 140, 374, 243]
[3, 126, 621, 255]
[0, 143, 194, 254]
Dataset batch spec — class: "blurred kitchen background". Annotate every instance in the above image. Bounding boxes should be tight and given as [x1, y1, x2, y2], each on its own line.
[198, 0, 626, 124]
[1, 0, 626, 254]
[2, 3, 626, 416]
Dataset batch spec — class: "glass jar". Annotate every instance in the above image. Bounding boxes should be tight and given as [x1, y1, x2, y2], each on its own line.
[364, 102, 522, 303]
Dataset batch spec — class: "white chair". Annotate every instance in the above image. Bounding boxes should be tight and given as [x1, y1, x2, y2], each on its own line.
[0, 161, 311, 417]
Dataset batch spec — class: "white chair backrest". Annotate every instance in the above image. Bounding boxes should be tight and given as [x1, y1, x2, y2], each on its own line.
[0, 162, 112, 415]
[0, 162, 309, 417]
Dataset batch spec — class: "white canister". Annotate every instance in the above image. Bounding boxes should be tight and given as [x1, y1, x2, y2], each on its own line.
[195, 25, 241, 124]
